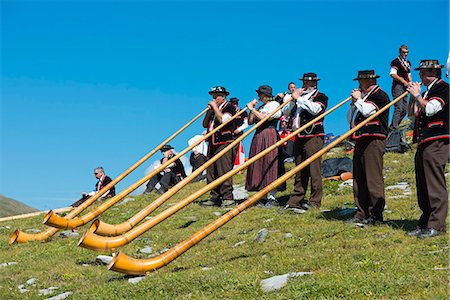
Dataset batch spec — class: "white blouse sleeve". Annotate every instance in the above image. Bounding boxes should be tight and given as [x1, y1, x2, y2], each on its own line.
[260, 101, 282, 120]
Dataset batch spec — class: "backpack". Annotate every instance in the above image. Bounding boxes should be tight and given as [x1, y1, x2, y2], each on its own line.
[385, 129, 411, 153]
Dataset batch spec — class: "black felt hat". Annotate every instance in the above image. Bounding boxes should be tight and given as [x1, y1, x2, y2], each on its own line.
[414, 59, 444, 70]
[300, 72, 320, 81]
[160, 145, 174, 152]
[208, 86, 230, 96]
[229, 97, 239, 103]
[353, 70, 380, 81]
[255, 85, 273, 97]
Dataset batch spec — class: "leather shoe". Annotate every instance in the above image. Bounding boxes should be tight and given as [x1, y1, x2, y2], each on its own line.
[284, 205, 307, 214]
[362, 216, 382, 226]
[406, 228, 424, 237]
[419, 228, 444, 239]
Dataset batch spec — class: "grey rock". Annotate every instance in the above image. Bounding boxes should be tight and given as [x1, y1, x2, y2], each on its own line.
[59, 231, 79, 238]
[26, 278, 37, 285]
[264, 218, 273, 223]
[233, 185, 249, 200]
[284, 233, 293, 238]
[39, 287, 59, 296]
[139, 246, 153, 254]
[0, 262, 18, 267]
[254, 228, 268, 243]
[25, 228, 41, 233]
[386, 182, 412, 195]
[260, 272, 314, 292]
[128, 276, 145, 284]
[45, 292, 73, 300]
[201, 267, 212, 271]
[96, 255, 113, 265]
[232, 241, 246, 248]
[213, 212, 222, 216]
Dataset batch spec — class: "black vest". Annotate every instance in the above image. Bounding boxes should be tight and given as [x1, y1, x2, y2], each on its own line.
[414, 79, 449, 145]
[203, 102, 237, 146]
[297, 91, 328, 138]
[351, 86, 390, 140]
[391, 56, 411, 87]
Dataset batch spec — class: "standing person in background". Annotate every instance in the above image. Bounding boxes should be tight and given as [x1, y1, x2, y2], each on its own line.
[282, 73, 328, 211]
[230, 97, 248, 169]
[389, 45, 412, 131]
[278, 115, 295, 162]
[347, 70, 390, 225]
[245, 85, 285, 206]
[71, 167, 115, 207]
[230, 97, 249, 137]
[406, 59, 449, 238]
[201, 86, 238, 207]
[143, 145, 187, 194]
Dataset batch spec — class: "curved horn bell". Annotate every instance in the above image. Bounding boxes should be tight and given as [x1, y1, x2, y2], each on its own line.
[9, 108, 208, 244]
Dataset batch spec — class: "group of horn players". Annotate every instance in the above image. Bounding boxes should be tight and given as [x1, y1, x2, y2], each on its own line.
[201, 58, 448, 239]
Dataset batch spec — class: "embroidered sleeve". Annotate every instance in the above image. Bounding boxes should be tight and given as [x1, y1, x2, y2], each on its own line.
[389, 67, 398, 75]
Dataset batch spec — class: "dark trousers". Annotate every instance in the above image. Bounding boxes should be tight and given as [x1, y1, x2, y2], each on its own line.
[390, 83, 408, 130]
[353, 138, 386, 221]
[287, 136, 324, 208]
[145, 171, 178, 192]
[207, 143, 237, 203]
[415, 139, 449, 230]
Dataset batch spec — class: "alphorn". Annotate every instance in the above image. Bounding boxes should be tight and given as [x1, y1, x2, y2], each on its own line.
[108, 92, 407, 275]
[87, 99, 297, 238]
[79, 97, 351, 250]
[79, 97, 300, 249]
[9, 108, 208, 244]
[42, 108, 249, 230]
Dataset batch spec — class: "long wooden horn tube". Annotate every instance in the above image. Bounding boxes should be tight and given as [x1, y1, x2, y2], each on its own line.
[79, 97, 350, 250]
[89, 99, 300, 238]
[8, 108, 208, 244]
[42, 108, 249, 230]
[108, 92, 407, 275]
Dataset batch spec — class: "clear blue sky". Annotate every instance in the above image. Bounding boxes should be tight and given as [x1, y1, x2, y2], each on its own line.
[1, 0, 448, 210]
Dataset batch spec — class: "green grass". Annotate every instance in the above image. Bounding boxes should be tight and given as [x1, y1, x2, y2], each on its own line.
[0, 146, 448, 299]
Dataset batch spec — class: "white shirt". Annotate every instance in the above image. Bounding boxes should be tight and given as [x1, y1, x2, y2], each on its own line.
[282, 89, 323, 129]
[423, 79, 443, 117]
[346, 86, 378, 125]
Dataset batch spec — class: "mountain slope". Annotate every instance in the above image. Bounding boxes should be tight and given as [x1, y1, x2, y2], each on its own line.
[0, 194, 38, 218]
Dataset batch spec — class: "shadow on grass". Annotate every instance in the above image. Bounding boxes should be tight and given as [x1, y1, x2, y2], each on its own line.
[321, 207, 418, 232]
[321, 207, 357, 221]
[384, 219, 418, 232]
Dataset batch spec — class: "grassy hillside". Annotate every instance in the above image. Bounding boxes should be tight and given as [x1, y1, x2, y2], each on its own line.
[0, 194, 38, 218]
[0, 145, 448, 299]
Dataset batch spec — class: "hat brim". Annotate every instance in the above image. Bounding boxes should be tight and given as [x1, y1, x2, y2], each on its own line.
[353, 75, 380, 81]
[414, 65, 444, 70]
[255, 90, 273, 97]
[300, 78, 320, 81]
[209, 91, 230, 96]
